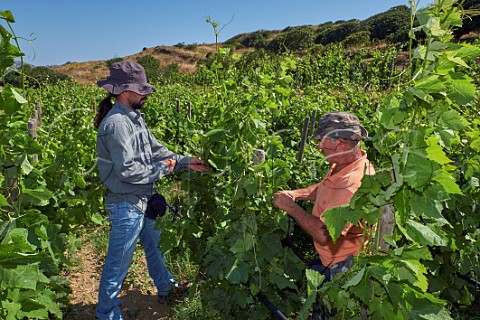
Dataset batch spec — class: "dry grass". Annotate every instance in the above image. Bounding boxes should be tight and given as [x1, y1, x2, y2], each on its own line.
[51, 43, 258, 85]
[53, 44, 220, 85]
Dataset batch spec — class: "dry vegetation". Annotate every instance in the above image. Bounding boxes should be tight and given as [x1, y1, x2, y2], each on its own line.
[52, 44, 220, 85]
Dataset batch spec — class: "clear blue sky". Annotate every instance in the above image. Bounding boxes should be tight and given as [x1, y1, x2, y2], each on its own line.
[3, 0, 425, 66]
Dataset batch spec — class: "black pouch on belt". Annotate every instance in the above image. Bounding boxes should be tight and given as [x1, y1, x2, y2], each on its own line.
[145, 194, 167, 219]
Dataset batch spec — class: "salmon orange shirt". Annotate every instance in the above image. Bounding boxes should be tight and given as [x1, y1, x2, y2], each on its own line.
[312, 150, 375, 265]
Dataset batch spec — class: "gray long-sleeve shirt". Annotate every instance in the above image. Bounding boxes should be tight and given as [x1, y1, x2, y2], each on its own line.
[96, 101, 190, 212]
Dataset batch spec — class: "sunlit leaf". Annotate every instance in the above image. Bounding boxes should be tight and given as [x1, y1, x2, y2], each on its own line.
[404, 219, 448, 246]
[404, 149, 434, 189]
[434, 171, 462, 195]
[446, 75, 476, 105]
[426, 136, 451, 165]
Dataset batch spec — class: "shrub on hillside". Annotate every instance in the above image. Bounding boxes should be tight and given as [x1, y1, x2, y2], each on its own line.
[2, 64, 71, 88]
[105, 57, 123, 69]
[136, 55, 162, 82]
[315, 20, 366, 45]
[240, 31, 270, 49]
[174, 42, 198, 51]
[136, 55, 184, 84]
[366, 5, 410, 43]
[343, 30, 371, 47]
[267, 26, 315, 52]
[162, 63, 180, 78]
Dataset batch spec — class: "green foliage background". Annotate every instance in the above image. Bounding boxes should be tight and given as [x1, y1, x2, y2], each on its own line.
[0, 1, 479, 319]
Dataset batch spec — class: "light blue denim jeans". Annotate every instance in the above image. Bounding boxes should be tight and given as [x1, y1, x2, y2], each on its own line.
[95, 201, 177, 320]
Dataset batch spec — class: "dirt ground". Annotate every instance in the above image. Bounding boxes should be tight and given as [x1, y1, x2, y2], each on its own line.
[63, 241, 173, 320]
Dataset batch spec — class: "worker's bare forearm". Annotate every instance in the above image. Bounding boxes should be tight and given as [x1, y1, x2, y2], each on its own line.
[276, 184, 318, 202]
[273, 192, 329, 244]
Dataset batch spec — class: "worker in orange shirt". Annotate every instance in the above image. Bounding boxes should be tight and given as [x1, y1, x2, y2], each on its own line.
[273, 111, 374, 280]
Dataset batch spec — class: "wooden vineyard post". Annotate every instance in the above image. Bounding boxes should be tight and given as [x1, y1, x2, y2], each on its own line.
[188, 101, 192, 120]
[309, 110, 317, 137]
[253, 149, 265, 195]
[297, 117, 310, 163]
[5, 103, 43, 209]
[34, 102, 42, 127]
[373, 168, 396, 254]
[388, 54, 396, 88]
[5, 164, 18, 207]
[29, 103, 41, 163]
[373, 204, 395, 254]
[28, 119, 38, 163]
[176, 98, 180, 113]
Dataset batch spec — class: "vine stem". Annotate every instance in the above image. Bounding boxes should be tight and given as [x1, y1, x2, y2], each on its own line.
[6, 20, 25, 88]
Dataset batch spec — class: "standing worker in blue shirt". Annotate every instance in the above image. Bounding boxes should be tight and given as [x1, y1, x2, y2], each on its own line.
[93, 61, 208, 320]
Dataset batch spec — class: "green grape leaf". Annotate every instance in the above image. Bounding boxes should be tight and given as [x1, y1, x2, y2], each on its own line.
[343, 266, 366, 288]
[1, 228, 36, 252]
[410, 186, 449, 223]
[242, 175, 259, 196]
[434, 171, 462, 195]
[394, 188, 409, 225]
[2, 300, 21, 320]
[396, 246, 433, 261]
[204, 128, 228, 141]
[231, 290, 249, 309]
[17, 299, 49, 319]
[323, 205, 353, 242]
[415, 75, 447, 94]
[0, 264, 41, 290]
[404, 219, 448, 246]
[446, 75, 476, 105]
[10, 88, 27, 104]
[0, 194, 8, 206]
[371, 299, 397, 319]
[226, 260, 248, 284]
[455, 43, 480, 61]
[426, 136, 451, 165]
[230, 233, 254, 255]
[306, 268, 325, 292]
[380, 107, 407, 130]
[22, 187, 53, 206]
[90, 213, 105, 225]
[407, 295, 452, 320]
[268, 272, 296, 290]
[401, 259, 428, 291]
[439, 110, 469, 130]
[404, 149, 434, 189]
[447, 56, 470, 69]
[0, 10, 15, 23]
[18, 154, 33, 175]
[407, 87, 433, 103]
[299, 292, 317, 320]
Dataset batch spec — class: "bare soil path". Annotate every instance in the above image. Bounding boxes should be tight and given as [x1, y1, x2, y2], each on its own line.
[63, 241, 172, 320]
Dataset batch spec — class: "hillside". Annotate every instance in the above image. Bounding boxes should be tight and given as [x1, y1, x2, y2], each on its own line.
[49, 3, 479, 85]
[52, 44, 220, 85]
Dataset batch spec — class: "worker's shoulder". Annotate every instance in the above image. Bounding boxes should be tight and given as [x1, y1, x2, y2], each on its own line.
[98, 112, 133, 134]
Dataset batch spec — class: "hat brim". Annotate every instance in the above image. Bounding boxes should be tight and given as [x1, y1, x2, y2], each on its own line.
[97, 80, 156, 96]
[311, 126, 368, 141]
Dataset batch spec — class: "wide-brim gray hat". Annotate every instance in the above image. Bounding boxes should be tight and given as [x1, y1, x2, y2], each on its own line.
[97, 61, 156, 95]
[311, 111, 368, 141]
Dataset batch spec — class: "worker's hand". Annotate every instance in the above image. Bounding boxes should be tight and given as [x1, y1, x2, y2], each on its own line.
[273, 191, 296, 212]
[162, 159, 177, 172]
[189, 158, 209, 172]
[275, 190, 296, 201]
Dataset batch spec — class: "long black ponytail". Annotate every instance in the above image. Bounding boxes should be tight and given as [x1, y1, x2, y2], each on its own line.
[94, 93, 115, 128]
